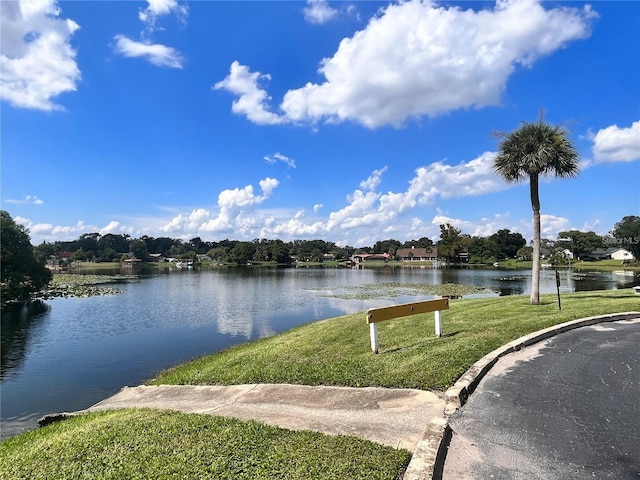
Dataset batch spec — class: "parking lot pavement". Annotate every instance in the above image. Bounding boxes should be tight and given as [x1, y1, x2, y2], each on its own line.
[443, 318, 640, 480]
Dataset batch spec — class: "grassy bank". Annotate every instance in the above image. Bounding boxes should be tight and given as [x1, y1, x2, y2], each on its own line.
[3, 289, 638, 479]
[0, 410, 410, 480]
[152, 289, 639, 390]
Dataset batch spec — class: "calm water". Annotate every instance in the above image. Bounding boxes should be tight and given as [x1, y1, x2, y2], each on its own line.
[1, 266, 638, 439]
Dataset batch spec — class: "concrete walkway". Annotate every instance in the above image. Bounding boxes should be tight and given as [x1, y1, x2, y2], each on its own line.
[84, 383, 445, 452]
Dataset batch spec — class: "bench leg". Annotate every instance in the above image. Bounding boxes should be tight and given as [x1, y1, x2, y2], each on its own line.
[369, 323, 379, 354]
[435, 310, 442, 337]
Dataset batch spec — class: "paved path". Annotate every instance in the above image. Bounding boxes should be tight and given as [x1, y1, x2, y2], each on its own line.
[84, 383, 445, 452]
[442, 318, 640, 479]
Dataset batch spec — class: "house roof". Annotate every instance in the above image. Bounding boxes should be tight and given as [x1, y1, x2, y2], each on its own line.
[396, 247, 438, 257]
[352, 253, 390, 260]
[591, 247, 631, 255]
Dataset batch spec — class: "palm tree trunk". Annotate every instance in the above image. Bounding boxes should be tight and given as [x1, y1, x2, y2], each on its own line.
[530, 174, 541, 305]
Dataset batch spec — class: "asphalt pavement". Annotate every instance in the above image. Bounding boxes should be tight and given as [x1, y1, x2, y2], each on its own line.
[442, 318, 640, 479]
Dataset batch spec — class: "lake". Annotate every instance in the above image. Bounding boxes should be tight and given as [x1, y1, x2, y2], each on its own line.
[1, 266, 637, 440]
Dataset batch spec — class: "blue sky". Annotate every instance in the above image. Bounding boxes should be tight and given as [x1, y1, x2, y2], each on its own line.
[2, 0, 639, 247]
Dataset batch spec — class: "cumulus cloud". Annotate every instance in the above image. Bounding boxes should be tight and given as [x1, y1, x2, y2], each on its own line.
[590, 121, 640, 163]
[431, 212, 520, 238]
[214, 61, 284, 125]
[161, 178, 280, 235]
[304, 0, 338, 25]
[113, 35, 184, 69]
[264, 152, 296, 168]
[541, 214, 571, 238]
[1, 0, 80, 111]
[139, 0, 188, 33]
[217, 0, 596, 128]
[5, 194, 44, 205]
[15, 217, 114, 243]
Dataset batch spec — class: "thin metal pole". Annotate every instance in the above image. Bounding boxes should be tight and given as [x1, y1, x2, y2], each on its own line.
[556, 270, 562, 310]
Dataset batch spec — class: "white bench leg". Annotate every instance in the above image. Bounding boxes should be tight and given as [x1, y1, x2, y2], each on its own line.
[435, 310, 442, 337]
[370, 323, 379, 354]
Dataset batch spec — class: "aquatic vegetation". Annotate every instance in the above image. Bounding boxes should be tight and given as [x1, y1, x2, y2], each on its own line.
[308, 282, 494, 300]
[35, 274, 136, 300]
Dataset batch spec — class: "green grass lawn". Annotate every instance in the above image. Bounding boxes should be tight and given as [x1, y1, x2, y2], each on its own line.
[151, 289, 639, 390]
[3, 289, 638, 479]
[0, 409, 410, 480]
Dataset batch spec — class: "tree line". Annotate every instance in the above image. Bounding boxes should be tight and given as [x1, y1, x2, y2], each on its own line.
[30, 215, 639, 266]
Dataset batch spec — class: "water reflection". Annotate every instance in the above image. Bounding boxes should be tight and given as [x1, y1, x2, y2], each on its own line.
[1, 301, 50, 380]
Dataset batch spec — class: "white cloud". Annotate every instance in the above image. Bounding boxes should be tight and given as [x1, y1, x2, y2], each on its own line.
[304, 0, 338, 25]
[5, 194, 44, 205]
[99, 221, 121, 235]
[113, 35, 184, 69]
[218, 0, 596, 128]
[264, 152, 296, 168]
[15, 217, 119, 243]
[313, 204, 323, 213]
[541, 214, 571, 238]
[162, 178, 280, 235]
[214, 61, 284, 125]
[590, 121, 640, 163]
[139, 0, 188, 34]
[359, 167, 387, 191]
[0, 0, 80, 111]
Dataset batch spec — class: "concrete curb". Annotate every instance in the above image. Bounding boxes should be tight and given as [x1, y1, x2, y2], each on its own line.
[404, 311, 640, 480]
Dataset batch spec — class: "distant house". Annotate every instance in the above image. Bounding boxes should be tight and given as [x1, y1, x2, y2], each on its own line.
[196, 254, 212, 262]
[396, 246, 438, 261]
[322, 253, 336, 262]
[148, 253, 165, 262]
[610, 248, 635, 261]
[588, 247, 635, 261]
[351, 253, 391, 264]
[123, 257, 142, 267]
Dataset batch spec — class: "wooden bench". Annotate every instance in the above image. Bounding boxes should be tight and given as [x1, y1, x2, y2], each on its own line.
[365, 298, 449, 354]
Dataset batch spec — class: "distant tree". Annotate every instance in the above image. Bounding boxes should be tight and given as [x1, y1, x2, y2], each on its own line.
[402, 237, 434, 249]
[97, 247, 118, 262]
[98, 234, 130, 255]
[77, 233, 100, 256]
[207, 247, 229, 262]
[1, 211, 52, 306]
[468, 236, 498, 263]
[557, 230, 603, 260]
[189, 237, 208, 254]
[129, 239, 149, 262]
[517, 245, 533, 261]
[438, 223, 465, 262]
[34, 241, 56, 264]
[610, 216, 640, 260]
[373, 239, 402, 255]
[270, 240, 291, 264]
[493, 113, 580, 304]
[229, 242, 256, 264]
[71, 248, 87, 262]
[489, 229, 526, 260]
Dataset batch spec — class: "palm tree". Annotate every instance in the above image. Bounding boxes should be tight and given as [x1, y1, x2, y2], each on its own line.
[493, 113, 580, 305]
